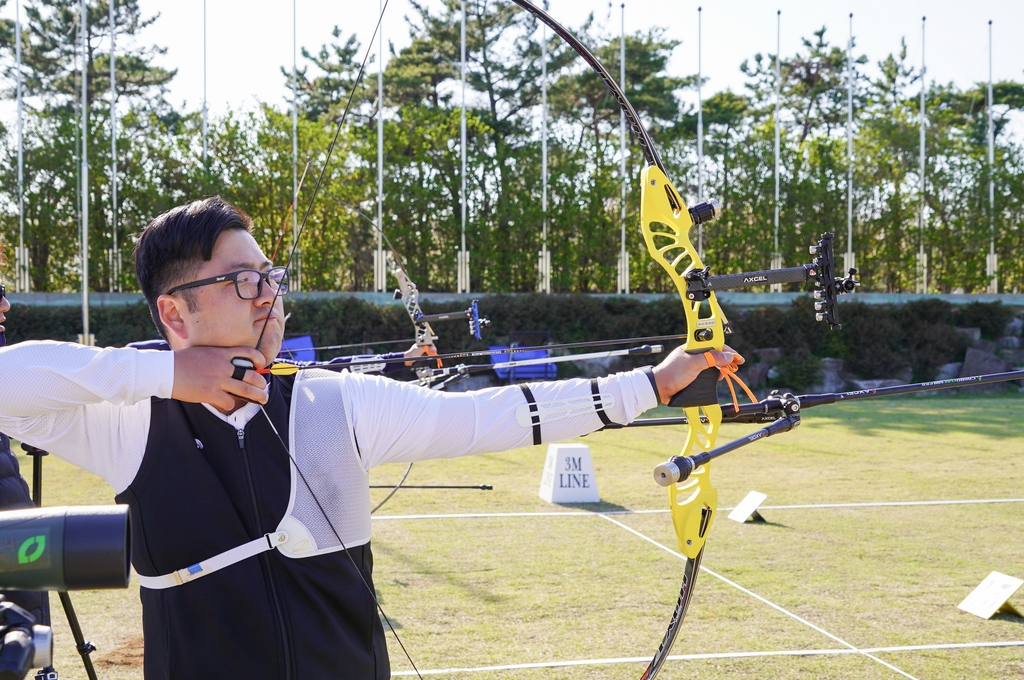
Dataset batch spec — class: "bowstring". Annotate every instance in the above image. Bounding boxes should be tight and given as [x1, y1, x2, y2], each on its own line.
[258, 406, 422, 679]
[247, 2, 424, 676]
[255, 0, 390, 352]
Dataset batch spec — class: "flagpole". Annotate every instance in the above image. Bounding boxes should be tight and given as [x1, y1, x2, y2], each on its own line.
[845, 12, 855, 280]
[538, 0, 549, 293]
[202, 0, 208, 169]
[15, 0, 27, 292]
[293, 0, 301, 290]
[80, 0, 90, 345]
[110, 0, 119, 291]
[986, 19, 997, 293]
[375, 0, 385, 292]
[696, 5, 703, 259]
[458, 0, 469, 293]
[618, 2, 628, 294]
[770, 9, 781, 291]
[916, 16, 927, 294]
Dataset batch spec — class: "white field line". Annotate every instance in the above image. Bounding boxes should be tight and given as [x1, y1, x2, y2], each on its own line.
[371, 497, 1024, 521]
[391, 641, 1024, 676]
[600, 514, 920, 680]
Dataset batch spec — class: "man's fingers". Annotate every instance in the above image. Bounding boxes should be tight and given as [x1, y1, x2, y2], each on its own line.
[227, 381, 269, 405]
[710, 350, 734, 367]
[721, 344, 744, 365]
[712, 346, 745, 368]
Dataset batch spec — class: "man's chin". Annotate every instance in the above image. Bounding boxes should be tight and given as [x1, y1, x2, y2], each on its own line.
[254, 332, 283, 362]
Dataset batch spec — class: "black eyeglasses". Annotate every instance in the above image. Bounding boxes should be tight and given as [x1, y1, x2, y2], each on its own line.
[0, 284, 5, 300]
[166, 267, 289, 300]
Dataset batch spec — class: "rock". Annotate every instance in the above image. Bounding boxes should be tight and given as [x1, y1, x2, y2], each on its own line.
[955, 327, 982, 342]
[811, 358, 847, 393]
[820, 358, 845, 373]
[997, 336, 1021, 350]
[1005, 317, 1024, 337]
[767, 366, 781, 381]
[958, 347, 1012, 394]
[972, 339, 995, 353]
[997, 348, 1024, 366]
[934, 362, 962, 381]
[755, 348, 783, 365]
[895, 366, 913, 383]
[850, 379, 909, 390]
[738, 362, 771, 388]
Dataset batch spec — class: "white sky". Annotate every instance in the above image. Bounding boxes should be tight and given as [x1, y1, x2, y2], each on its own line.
[1, 0, 1023, 126]
[137, 0, 1023, 117]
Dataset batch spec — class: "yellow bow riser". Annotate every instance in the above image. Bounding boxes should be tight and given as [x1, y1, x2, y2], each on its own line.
[639, 164, 724, 558]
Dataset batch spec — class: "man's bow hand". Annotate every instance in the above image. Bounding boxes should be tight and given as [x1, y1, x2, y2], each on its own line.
[651, 345, 744, 405]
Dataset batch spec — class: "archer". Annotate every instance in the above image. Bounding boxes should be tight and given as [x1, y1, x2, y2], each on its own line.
[0, 196, 740, 680]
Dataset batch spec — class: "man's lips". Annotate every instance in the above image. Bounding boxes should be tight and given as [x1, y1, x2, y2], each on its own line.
[255, 313, 279, 325]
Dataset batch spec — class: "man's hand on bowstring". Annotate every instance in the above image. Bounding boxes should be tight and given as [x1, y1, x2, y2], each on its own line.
[651, 345, 744, 405]
[172, 346, 269, 411]
[403, 342, 438, 367]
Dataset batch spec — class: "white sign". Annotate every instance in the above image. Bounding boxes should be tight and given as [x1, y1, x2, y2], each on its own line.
[958, 572, 1023, 619]
[538, 444, 600, 504]
[727, 491, 768, 524]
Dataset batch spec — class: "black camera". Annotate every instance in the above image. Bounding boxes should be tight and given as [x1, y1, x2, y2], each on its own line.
[0, 506, 130, 679]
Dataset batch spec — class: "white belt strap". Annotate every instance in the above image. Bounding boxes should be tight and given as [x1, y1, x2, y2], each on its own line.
[137, 531, 289, 590]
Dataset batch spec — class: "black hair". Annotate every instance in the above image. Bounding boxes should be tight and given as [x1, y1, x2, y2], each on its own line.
[134, 196, 253, 339]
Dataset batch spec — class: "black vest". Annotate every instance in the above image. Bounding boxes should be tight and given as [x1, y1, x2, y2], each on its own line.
[114, 376, 390, 680]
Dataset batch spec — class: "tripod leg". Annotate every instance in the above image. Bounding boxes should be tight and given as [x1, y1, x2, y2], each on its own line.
[57, 592, 97, 680]
[26, 448, 99, 680]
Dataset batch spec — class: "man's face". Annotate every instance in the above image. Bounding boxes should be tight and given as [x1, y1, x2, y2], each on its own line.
[158, 229, 286, 361]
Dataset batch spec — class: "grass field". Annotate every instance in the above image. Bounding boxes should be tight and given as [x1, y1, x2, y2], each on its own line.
[13, 393, 1024, 679]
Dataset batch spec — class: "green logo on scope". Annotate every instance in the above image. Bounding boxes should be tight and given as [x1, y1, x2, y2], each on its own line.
[17, 535, 46, 564]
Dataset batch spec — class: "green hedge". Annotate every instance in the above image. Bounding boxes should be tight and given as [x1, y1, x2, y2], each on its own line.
[6, 296, 1017, 388]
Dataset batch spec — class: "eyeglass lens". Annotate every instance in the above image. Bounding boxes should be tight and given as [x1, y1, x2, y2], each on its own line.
[236, 269, 288, 300]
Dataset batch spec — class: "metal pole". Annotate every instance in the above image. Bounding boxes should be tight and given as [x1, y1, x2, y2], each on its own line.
[459, 0, 468, 293]
[619, 2, 628, 294]
[539, 0, 549, 294]
[987, 19, 996, 293]
[696, 6, 703, 258]
[921, 15, 929, 292]
[16, 0, 26, 292]
[80, 0, 90, 344]
[376, 0, 384, 291]
[202, 0, 208, 168]
[845, 12, 854, 278]
[110, 0, 118, 292]
[293, 0, 300, 290]
[770, 9, 781, 291]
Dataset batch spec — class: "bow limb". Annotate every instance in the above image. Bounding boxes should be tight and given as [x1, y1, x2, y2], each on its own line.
[506, 2, 724, 675]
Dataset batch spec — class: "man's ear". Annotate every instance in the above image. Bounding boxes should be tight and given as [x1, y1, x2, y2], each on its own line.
[157, 294, 191, 345]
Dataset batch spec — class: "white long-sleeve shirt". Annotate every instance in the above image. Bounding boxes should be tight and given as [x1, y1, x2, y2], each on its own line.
[0, 341, 658, 495]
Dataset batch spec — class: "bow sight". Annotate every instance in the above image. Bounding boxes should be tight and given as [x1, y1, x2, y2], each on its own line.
[390, 258, 490, 346]
[405, 300, 490, 341]
[682, 231, 860, 330]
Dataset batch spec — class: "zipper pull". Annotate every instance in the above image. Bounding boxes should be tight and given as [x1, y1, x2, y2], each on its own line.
[237, 429, 245, 449]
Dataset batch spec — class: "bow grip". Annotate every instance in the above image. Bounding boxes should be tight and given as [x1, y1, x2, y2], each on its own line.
[667, 364, 720, 408]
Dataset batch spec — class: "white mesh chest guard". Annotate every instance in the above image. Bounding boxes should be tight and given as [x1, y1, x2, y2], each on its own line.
[276, 369, 371, 558]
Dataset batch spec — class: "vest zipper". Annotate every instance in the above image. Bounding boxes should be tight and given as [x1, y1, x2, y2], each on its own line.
[237, 427, 294, 680]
